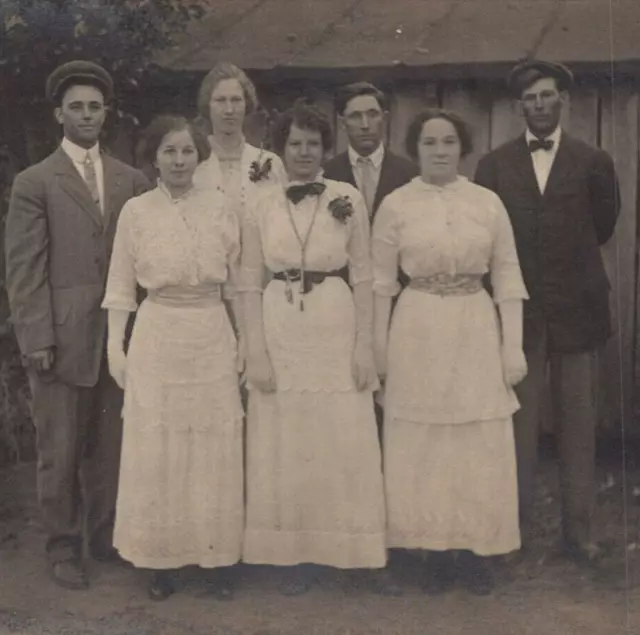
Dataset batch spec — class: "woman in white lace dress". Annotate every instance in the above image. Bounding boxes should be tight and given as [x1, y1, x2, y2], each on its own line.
[239, 102, 386, 595]
[373, 110, 528, 595]
[103, 116, 243, 600]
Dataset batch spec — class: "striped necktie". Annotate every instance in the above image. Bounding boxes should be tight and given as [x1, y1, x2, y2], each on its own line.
[83, 152, 101, 212]
[357, 155, 376, 216]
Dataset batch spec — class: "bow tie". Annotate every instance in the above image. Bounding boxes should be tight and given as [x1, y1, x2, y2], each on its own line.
[286, 182, 326, 205]
[528, 138, 554, 153]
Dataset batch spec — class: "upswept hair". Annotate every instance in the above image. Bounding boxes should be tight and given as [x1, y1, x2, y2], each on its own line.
[405, 109, 473, 160]
[197, 62, 259, 123]
[138, 115, 210, 166]
[271, 99, 333, 156]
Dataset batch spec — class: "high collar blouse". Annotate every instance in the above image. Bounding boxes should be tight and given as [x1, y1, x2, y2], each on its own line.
[372, 176, 528, 303]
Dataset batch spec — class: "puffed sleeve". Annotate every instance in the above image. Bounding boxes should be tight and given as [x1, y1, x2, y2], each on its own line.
[371, 197, 401, 297]
[102, 201, 138, 311]
[238, 192, 265, 294]
[489, 192, 529, 303]
[222, 209, 241, 300]
[346, 190, 373, 286]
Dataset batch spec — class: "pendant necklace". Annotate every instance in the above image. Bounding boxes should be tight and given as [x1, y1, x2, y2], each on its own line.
[284, 194, 321, 311]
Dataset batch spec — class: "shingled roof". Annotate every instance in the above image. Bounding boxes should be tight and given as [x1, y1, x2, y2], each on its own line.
[154, 0, 640, 78]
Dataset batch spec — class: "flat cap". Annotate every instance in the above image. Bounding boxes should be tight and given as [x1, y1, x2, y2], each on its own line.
[45, 60, 114, 103]
[508, 59, 574, 98]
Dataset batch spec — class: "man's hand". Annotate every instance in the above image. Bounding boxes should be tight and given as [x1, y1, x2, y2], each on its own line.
[24, 347, 55, 373]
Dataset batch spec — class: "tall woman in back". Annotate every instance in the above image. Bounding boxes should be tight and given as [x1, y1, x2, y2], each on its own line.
[373, 109, 528, 595]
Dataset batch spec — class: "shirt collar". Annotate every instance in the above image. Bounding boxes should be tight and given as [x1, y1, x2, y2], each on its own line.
[285, 171, 325, 188]
[348, 143, 385, 169]
[525, 126, 562, 147]
[157, 179, 194, 203]
[61, 137, 101, 164]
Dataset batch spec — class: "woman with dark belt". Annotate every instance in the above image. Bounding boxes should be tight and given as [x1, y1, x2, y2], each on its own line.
[239, 101, 386, 595]
[103, 116, 244, 600]
[372, 109, 528, 595]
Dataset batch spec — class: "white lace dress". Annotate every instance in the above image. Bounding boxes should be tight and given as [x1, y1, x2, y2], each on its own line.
[102, 184, 244, 569]
[239, 178, 386, 569]
[373, 176, 528, 556]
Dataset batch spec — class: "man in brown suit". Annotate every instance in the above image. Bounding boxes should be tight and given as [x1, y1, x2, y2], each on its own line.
[5, 61, 149, 589]
[475, 60, 620, 564]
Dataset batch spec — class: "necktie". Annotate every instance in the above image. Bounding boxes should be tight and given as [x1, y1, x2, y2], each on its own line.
[357, 156, 376, 216]
[528, 138, 554, 153]
[83, 153, 101, 212]
[286, 182, 326, 205]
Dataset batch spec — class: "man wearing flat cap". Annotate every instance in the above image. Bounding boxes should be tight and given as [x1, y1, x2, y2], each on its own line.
[5, 60, 149, 589]
[475, 59, 620, 564]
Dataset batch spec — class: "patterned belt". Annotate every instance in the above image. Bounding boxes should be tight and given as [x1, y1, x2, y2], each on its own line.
[147, 284, 222, 308]
[408, 273, 484, 296]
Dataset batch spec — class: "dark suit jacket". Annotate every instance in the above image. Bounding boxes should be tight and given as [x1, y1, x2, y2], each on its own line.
[475, 132, 620, 353]
[323, 148, 418, 219]
[5, 147, 149, 386]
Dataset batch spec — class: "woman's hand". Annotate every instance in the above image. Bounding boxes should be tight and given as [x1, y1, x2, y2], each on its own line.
[107, 346, 127, 390]
[246, 351, 277, 393]
[352, 338, 377, 392]
[501, 345, 528, 386]
[373, 337, 388, 383]
[236, 334, 247, 375]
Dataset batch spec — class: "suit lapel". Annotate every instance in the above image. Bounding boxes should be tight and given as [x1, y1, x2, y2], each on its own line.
[335, 152, 357, 189]
[542, 134, 575, 198]
[53, 148, 103, 227]
[373, 151, 396, 213]
[511, 136, 542, 201]
[102, 154, 124, 230]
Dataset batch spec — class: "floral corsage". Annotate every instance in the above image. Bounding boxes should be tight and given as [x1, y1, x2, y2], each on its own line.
[328, 195, 354, 224]
[248, 154, 273, 183]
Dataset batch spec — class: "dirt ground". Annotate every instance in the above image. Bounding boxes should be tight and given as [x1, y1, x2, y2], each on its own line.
[1, 443, 640, 635]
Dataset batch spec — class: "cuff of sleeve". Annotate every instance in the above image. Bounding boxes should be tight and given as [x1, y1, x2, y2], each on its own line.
[493, 289, 529, 304]
[101, 296, 138, 312]
[222, 284, 236, 300]
[14, 323, 55, 356]
[372, 281, 401, 297]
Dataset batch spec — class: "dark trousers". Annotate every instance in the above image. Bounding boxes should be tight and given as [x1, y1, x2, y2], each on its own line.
[513, 325, 597, 546]
[28, 359, 123, 559]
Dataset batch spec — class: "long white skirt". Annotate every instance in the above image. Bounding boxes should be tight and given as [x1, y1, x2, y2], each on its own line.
[384, 287, 520, 556]
[114, 298, 244, 569]
[243, 278, 386, 569]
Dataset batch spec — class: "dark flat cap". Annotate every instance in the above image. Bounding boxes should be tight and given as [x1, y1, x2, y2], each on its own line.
[508, 59, 574, 98]
[46, 60, 114, 103]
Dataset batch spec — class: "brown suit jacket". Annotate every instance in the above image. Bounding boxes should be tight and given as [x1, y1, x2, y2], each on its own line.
[5, 147, 149, 386]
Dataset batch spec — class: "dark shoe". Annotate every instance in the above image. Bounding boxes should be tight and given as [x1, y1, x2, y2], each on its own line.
[422, 551, 456, 595]
[279, 566, 313, 596]
[203, 568, 235, 601]
[368, 569, 403, 597]
[49, 558, 89, 590]
[90, 543, 123, 564]
[457, 551, 494, 596]
[562, 540, 604, 567]
[148, 571, 175, 601]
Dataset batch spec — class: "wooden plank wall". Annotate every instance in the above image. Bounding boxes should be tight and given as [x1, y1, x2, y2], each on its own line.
[314, 79, 638, 433]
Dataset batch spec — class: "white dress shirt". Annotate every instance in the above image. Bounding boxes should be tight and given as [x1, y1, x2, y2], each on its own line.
[61, 137, 105, 212]
[348, 143, 384, 197]
[525, 127, 561, 194]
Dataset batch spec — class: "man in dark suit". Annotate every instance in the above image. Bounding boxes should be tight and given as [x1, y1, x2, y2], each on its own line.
[475, 60, 620, 563]
[323, 82, 418, 220]
[5, 61, 149, 589]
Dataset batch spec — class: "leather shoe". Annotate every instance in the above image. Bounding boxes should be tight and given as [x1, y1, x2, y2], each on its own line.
[49, 558, 89, 590]
[563, 540, 604, 567]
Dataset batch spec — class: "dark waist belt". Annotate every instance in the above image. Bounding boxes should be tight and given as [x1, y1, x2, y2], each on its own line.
[272, 267, 348, 294]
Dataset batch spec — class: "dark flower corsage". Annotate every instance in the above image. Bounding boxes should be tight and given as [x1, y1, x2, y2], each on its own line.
[328, 195, 354, 224]
[248, 155, 273, 183]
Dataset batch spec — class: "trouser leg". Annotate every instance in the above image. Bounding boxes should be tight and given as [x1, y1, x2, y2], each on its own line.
[512, 331, 547, 534]
[28, 371, 83, 558]
[80, 358, 124, 553]
[550, 349, 598, 546]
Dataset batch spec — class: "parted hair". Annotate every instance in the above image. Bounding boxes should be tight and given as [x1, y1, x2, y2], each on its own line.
[334, 82, 388, 116]
[271, 99, 333, 156]
[138, 115, 211, 167]
[405, 109, 474, 160]
[197, 62, 259, 122]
